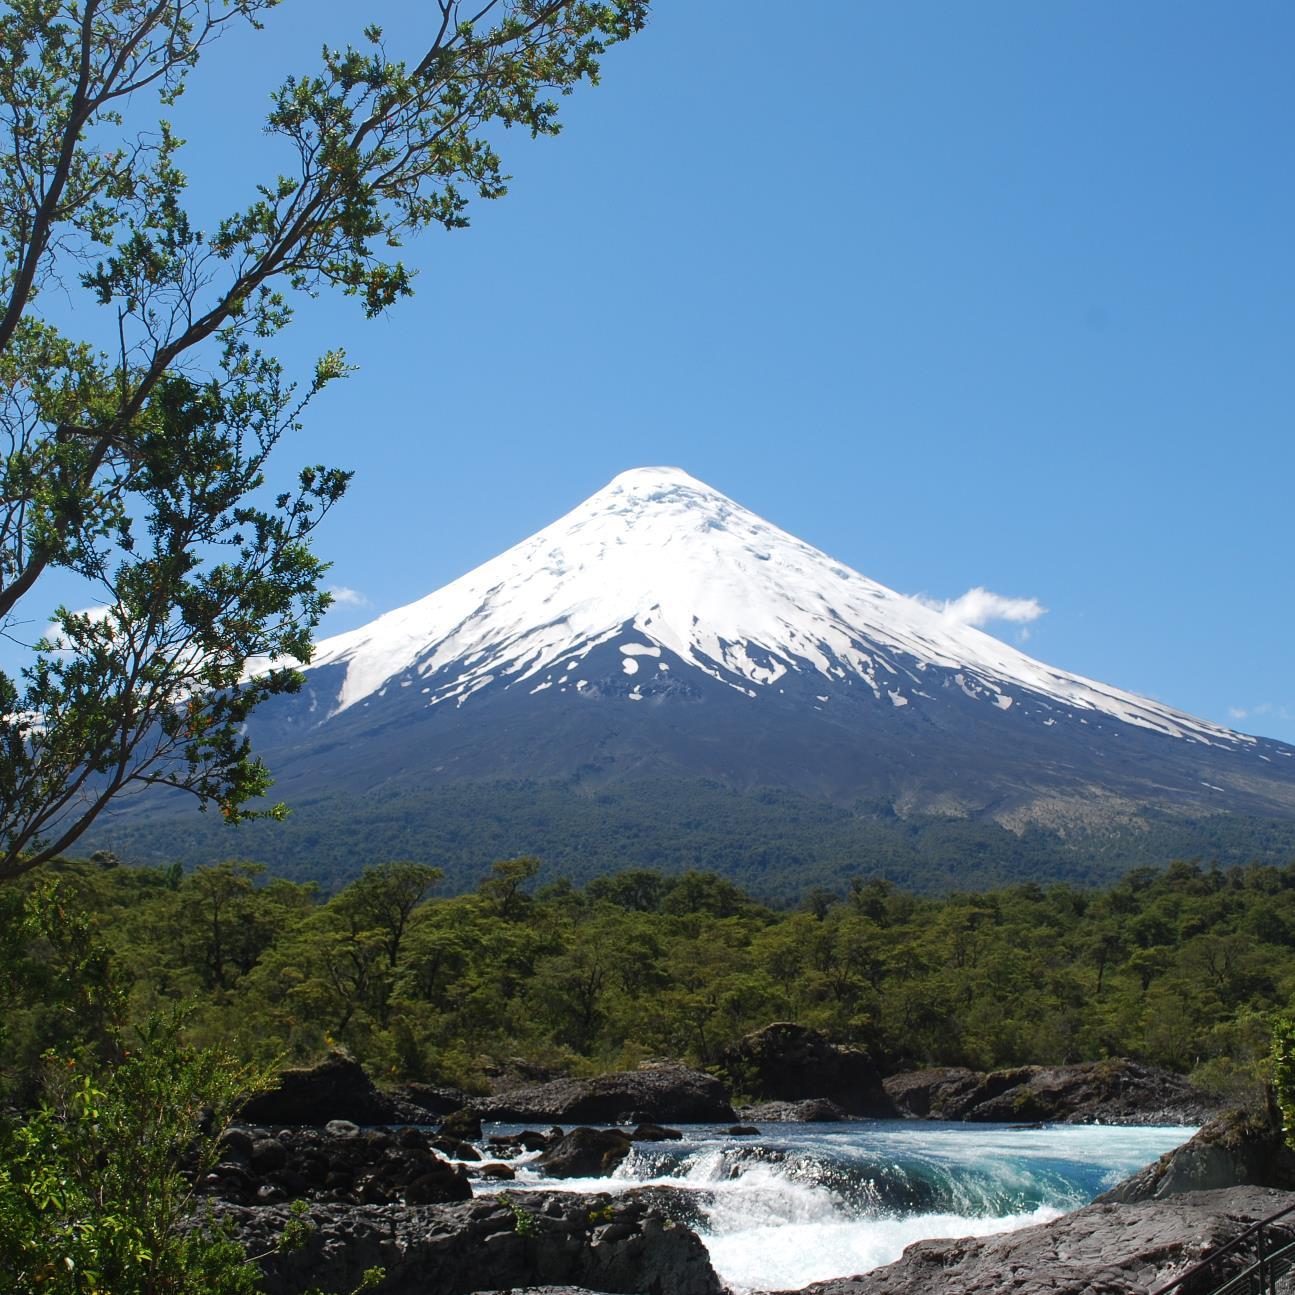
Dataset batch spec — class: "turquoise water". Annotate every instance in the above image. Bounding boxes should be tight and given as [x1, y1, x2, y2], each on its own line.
[484, 1119, 1194, 1290]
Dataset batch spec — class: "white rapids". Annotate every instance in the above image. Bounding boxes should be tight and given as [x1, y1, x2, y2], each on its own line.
[473, 1118, 1195, 1291]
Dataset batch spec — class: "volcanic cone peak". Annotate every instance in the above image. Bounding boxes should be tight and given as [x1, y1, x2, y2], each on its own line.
[305, 466, 1248, 754]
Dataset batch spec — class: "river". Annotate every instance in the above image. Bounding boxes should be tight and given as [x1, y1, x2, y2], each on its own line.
[482, 1119, 1194, 1290]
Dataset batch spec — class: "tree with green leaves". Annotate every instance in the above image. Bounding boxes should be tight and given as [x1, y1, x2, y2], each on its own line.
[0, 0, 648, 882]
[334, 860, 441, 968]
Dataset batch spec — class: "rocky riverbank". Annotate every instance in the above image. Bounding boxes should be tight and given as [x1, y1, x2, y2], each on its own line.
[882, 1058, 1218, 1126]
[211, 1192, 723, 1295]
[210, 1039, 1243, 1294]
[770, 1187, 1295, 1295]
[237, 1028, 1222, 1132]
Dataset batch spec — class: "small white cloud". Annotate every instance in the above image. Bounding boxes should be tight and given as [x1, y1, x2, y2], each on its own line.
[1229, 703, 1287, 724]
[326, 585, 370, 609]
[918, 586, 1048, 629]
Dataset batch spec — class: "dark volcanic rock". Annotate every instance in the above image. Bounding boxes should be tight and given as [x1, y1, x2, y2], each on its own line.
[397, 1081, 471, 1116]
[883, 1058, 1219, 1125]
[1098, 1107, 1295, 1203]
[477, 1064, 735, 1125]
[204, 1124, 470, 1207]
[633, 1123, 683, 1141]
[488, 1130, 553, 1155]
[219, 1191, 723, 1295]
[239, 1051, 435, 1126]
[472, 1289, 620, 1295]
[741, 1098, 851, 1123]
[880, 1066, 982, 1119]
[535, 1127, 633, 1178]
[473, 1289, 620, 1295]
[725, 1023, 893, 1117]
[440, 1107, 484, 1141]
[771, 1188, 1295, 1295]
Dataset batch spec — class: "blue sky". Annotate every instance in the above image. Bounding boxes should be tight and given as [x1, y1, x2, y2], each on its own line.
[20, 2, 1295, 742]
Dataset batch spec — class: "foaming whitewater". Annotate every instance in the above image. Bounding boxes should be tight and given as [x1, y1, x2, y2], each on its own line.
[483, 1120, 1194, 1291]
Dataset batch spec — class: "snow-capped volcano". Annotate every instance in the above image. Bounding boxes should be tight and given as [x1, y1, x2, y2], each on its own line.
[102, 465, 1295, 888]
[307, 466, 1245, 753]
[209, 463, 1295, 849]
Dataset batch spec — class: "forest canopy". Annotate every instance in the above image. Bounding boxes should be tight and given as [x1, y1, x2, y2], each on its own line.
[4, 853, 1288, 1106]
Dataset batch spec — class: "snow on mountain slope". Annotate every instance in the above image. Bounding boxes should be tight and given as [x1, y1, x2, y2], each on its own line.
[302, 467, 1248, 752]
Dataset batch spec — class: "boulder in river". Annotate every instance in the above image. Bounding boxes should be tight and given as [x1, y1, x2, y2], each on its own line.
[632, 1123, 683, 1141]
[477, 1063, 736, 1125]
[882, 1058, 1219, 1125]
[238, 1051, 436, 1126]
[440, 1107, 484, 1142]
[219, 1191, 724, 1295]
[534, 1127, 633, 1178]
[724, 1023, 893, 1117]
[741, 1098, 851, 1123]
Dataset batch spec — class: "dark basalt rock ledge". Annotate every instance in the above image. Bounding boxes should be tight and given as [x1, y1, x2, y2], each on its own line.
[768, 1187, 1295, 1295]
[214, 1191, 723, 1295]
[239, 1051, 445, 1127]
[883, 1058, 1219, 1126]
[1097, 1107, 1295, 1203]
[475, 1063, 736, 1125]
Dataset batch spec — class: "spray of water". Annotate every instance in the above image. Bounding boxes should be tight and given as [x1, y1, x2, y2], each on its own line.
[491, 1121, 1193, 1291]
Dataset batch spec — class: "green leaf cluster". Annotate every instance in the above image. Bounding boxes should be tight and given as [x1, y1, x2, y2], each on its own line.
[0, 883, 264, 1295]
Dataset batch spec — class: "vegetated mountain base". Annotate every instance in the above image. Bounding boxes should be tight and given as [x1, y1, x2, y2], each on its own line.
[91, 775, 1295, 900]
[16, 854, 1295, 1096]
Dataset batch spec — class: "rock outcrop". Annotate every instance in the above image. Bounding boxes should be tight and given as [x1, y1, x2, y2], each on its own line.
[772, 1187, 1295, 1295]
[440, 1108, 484, 1142]
[477, 1064, 736, 1125]
[396, 1081, 472, 1116]
[740, 1098, 851, 1123]
[239, 1052, 436, 1126]
[201, 1123, 471, 1207]
[883, 1059, 1218, 1125]
[534, 1128, 633, 1178]
[724, 1024, 893, 1117]
[218, 1192, 724, 1295]
[1098, 1107, 1295, 1203]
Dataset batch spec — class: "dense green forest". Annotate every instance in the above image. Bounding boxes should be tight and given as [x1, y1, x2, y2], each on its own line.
[5, 852, 1291, 1108]
[88, 777, 1295, 902]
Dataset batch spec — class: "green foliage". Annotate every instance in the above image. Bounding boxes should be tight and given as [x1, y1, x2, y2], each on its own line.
[0, 885, 264, 1295]
[15, 852, 1295, 1094]
[1271, 1014, 1295, 1146]
[0, 1, 649, 879]
[502, 1194, 538, 1238]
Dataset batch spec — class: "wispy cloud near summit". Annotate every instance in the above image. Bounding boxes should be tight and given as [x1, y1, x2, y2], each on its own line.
[918, 586, 1048, 630]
